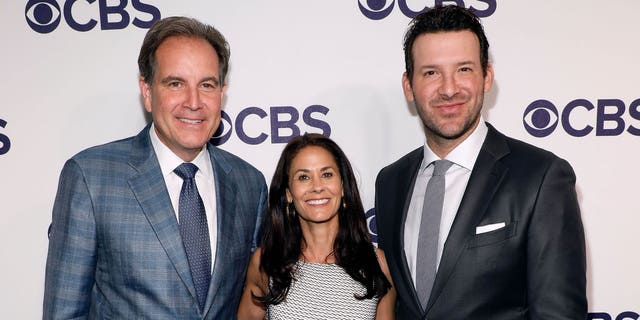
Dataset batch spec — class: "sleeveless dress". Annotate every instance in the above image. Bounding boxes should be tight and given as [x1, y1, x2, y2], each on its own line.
[267, 260, 378, 319]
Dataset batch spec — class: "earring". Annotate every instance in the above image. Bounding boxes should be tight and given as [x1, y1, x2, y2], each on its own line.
[287, 202, 296, 219]
[342, 199, 347, 209]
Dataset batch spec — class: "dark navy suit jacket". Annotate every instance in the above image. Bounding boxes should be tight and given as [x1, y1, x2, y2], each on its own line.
[375, 123, 587, 319]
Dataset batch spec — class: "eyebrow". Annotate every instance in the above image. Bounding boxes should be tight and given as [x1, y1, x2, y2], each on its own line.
[418, 60, 477, 69]
[159, 75, 220, 86]
[292, 166, 336, 174]
[456, 60, 477, 67]
[159, 75, 184, 84]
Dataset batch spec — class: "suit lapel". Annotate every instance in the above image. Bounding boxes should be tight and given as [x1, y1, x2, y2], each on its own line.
[426, 124, 510, 312]
[127, 126, 199, 303]
[387, 148, 427, 316]
[203, 144, 238, 315]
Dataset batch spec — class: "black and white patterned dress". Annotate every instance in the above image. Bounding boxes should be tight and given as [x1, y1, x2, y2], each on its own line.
[267, 261, 378, 319]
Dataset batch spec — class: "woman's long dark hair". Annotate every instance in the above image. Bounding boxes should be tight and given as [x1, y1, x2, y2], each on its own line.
[257, 133, 391, 305]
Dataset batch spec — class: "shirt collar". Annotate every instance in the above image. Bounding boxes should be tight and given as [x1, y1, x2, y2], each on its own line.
[149, 123, 212, 179]
[421, 117, 488, 172]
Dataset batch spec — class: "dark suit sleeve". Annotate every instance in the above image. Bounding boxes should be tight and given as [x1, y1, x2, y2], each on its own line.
[43, 159, 95, 319]
[527, 158, 587, 319]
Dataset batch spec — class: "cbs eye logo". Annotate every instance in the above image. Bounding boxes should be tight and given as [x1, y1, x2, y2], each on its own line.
[25, 0, 61, 34]
[358, 0, 497, 20]
[358, 0, 394, 20]
[523, 99, 559, 138]
[25, 0, 161, 34]
[365, 208, 377, 243]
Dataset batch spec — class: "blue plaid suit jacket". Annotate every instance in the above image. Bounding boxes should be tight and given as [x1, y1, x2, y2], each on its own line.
[43, 125, 267, 319]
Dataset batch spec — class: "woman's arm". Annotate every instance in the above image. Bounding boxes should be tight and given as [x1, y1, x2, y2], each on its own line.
[375, 248, 396, 320]
[238, 248, 268, 320]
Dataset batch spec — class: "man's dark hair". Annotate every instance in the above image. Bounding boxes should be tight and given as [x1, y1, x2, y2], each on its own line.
[138, 16, 230, 84]
[403, 5, 490, 80]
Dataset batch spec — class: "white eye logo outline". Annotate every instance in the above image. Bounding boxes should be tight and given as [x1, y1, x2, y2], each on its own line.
[358, 0, 395, 20]
[523, 100, 559, 137]
[25, 0, 61, 34]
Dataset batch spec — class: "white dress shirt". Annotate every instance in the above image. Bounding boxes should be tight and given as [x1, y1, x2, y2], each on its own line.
[404, 119, 488, 286]
[149, 124, 217, 272]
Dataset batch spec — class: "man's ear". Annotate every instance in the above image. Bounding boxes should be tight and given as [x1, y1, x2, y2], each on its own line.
[139, 77, 152, 113]
[483, 64, 494, 93]
[402, 72, 415, 102]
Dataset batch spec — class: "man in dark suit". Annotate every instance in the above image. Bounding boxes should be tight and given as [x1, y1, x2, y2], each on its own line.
[43, 17, 267, 319]
[375, 6, 587, 319]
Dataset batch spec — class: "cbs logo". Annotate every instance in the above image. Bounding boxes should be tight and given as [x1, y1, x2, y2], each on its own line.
[366, 208, 378, 243]
[358, 0, 497, 20]
[211, 105, 331, 146]
[587, 311, 640, 320]
[523, 98, 640, 137]
[0, 119, 10, 156]
[25, 0, 160, 34]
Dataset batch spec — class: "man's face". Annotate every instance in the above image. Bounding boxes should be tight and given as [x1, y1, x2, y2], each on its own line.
[140, 36, 225, 162]
[403, 30, 493, 152]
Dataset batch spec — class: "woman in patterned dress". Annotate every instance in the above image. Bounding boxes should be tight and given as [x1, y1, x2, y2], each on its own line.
[238, 133, 395, 319]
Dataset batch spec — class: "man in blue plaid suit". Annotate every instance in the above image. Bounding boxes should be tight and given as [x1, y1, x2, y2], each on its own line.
[43, 16, 267, 319]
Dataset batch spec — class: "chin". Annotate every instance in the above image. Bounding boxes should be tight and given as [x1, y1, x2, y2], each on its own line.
[302, 212, 339, 224]
[179, 136, 210, 148]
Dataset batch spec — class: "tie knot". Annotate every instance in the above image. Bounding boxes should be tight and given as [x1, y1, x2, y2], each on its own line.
[174, 163, 199, 180]
[432, 160, 453, 176]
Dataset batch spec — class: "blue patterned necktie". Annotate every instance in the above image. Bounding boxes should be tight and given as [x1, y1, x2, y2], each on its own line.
[174, 163, 211, 311]
[416, 159, 453, 310]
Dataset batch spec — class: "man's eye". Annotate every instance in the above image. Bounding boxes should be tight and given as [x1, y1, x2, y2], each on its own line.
[168, 81, 182, 87]
[202, 82, 217, 89]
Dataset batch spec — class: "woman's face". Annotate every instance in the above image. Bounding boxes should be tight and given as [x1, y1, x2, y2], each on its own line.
[286, 146, 343, 225]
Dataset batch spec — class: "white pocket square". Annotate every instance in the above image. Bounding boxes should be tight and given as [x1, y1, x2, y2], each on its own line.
[475, 222, 506, 234]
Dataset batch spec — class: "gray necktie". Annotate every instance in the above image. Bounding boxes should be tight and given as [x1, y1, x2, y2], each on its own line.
[416, 159, 453, 310]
